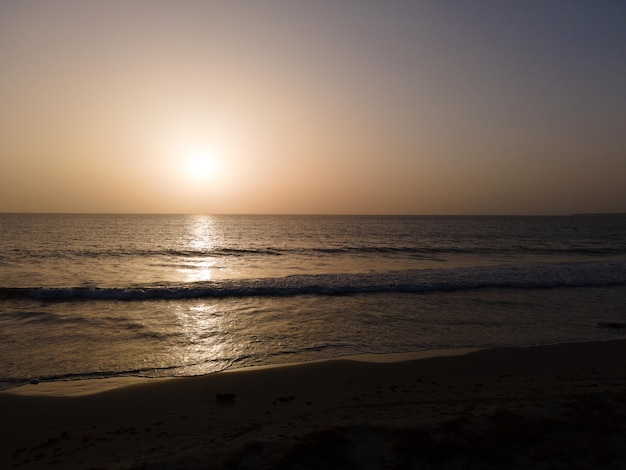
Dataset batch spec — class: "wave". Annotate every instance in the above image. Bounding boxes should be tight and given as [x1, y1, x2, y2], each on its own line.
[0, 349, 265, 389]
[9, 243, 626, 262]
[2, 261, 625, 302]
[7, 246, 286, 260]
[0, 357, 239, 390]
[0, 310, 89, 324]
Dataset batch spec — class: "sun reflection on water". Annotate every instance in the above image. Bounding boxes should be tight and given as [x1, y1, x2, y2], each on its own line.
[178, 215, 218, 282]
[177, 258, 216, 282]
[187, 215, 216, 251]
[173, 303, 232, 374]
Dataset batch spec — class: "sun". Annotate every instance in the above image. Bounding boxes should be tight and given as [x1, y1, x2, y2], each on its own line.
[183, 150, 218, 181]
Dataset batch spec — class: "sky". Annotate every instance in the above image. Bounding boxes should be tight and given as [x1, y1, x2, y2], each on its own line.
[1, 0, 625, 215]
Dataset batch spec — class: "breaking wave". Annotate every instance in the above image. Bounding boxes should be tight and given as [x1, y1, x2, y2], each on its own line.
[2, 261, 625, 302]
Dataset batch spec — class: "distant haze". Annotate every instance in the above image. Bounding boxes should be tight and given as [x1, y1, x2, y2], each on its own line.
[1, 1, 625, 215]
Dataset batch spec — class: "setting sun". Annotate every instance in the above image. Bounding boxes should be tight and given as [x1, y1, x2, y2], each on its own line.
[183, 150, 218, 182]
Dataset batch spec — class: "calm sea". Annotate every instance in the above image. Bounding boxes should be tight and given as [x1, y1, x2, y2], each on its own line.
[1, 214, 626, 390]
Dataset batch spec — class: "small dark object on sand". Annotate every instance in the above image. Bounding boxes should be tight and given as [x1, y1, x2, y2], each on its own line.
[597, 322, 626, 330]
[216, 393, 237, 402]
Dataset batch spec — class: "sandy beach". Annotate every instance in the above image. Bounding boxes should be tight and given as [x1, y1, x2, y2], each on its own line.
[3, 340, 626, 469]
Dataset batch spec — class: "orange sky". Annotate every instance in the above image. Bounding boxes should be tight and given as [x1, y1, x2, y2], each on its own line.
[1, 1, 625, 215]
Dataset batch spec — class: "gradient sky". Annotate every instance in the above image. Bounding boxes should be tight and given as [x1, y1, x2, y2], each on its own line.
[1, 1, 625, 214]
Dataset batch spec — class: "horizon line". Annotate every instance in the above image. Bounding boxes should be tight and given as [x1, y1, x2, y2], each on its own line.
[2, 211, 625, 217]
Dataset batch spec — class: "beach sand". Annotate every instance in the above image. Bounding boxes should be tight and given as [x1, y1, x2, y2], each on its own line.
[2, 340, 626, 469]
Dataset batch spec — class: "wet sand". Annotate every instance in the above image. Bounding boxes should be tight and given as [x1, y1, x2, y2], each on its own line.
[2, 340, 626, 469]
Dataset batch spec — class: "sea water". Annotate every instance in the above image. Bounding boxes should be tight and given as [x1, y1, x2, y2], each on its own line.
[1, 214, 625, 389]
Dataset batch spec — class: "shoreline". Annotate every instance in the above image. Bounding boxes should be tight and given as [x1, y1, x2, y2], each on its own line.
[5, 337, 625, 397]
[3, 339, 626, 468]
[1, 347, 481, 397]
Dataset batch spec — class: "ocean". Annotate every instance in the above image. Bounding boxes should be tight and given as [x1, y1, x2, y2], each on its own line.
[1, 214, 625, 390]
